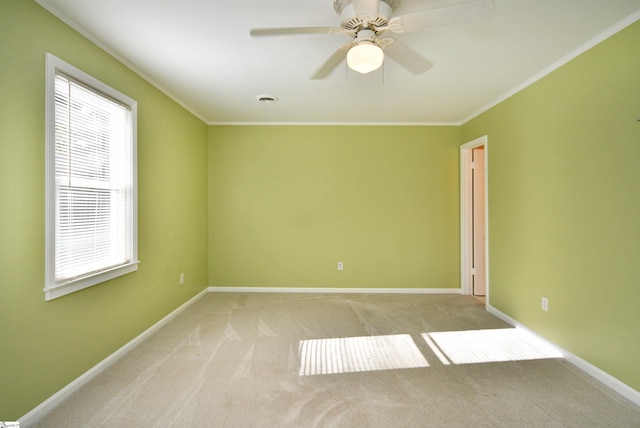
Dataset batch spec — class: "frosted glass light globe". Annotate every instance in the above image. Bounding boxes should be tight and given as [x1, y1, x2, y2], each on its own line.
[347, 43, 384, 74]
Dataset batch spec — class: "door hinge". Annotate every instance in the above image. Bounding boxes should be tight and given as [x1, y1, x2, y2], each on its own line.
[471, 161, 475, 169]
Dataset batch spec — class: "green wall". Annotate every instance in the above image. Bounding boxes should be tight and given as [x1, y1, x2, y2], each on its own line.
[0, 1, 209, 419]
[209, 126, 461, 289]
[462, 21, 640, 391]
[2, 0, 639, 420]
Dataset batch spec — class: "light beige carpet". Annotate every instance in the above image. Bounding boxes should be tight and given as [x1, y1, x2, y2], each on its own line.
[33, 293, 640, 427]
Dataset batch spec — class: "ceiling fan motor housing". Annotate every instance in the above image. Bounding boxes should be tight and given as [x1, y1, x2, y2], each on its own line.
[334, 0, 398, 31]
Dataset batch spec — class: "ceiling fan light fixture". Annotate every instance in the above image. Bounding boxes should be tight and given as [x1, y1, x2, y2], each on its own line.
[347, 42, 384, 74]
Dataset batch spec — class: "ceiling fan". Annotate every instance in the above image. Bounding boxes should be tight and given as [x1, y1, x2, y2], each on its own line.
[250, 0, 495, 79]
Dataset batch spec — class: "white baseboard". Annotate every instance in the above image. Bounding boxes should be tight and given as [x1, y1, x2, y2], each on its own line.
[19, 287, 209, 427]
[486, 304, 640, 407]
[208, 286, 462, 294]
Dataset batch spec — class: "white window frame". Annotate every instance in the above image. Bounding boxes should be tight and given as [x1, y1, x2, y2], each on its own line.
[44, 53, 139, 300]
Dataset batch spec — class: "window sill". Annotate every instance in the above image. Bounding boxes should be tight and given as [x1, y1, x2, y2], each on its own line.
[44, 261, 140, 301]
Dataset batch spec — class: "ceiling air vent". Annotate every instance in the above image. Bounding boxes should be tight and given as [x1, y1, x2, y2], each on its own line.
[256, 95, 278, 103]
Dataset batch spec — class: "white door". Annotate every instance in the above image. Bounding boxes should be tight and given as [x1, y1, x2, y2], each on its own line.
[472, 147, 486, 296]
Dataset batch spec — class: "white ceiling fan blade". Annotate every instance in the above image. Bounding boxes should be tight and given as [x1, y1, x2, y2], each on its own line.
[391, 0, 494, 33]
[311, 46, 350, 80]
[383, 39, 433, 75]
[250, 26, 337, 37]
[352, 0, 380, 19]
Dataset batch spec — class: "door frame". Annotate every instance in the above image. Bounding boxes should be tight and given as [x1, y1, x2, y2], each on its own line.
[460, 136, 489, 300]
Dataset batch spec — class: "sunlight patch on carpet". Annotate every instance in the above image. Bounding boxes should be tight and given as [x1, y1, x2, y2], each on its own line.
[298, 334, 429, 376]
[424, 328, 562, 365]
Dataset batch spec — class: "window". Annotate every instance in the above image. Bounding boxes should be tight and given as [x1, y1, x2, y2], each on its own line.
[44, 53, 138, 300]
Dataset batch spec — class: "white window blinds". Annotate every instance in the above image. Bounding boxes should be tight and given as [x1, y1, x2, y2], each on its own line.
[45, 54, 138, 300]
[54, 73, 131, 281]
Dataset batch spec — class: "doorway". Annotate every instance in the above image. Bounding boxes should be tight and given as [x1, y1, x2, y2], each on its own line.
[460, 136, 488, 299]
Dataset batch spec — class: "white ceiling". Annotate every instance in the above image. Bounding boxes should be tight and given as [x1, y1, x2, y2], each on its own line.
[36, 0, 640, 125]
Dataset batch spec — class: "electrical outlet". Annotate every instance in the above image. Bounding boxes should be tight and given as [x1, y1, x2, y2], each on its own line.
[180, 273, 185, 284]
[541, 296, 549, 312]
[337, 261, 344, 271]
